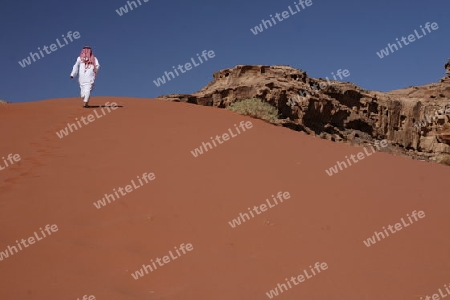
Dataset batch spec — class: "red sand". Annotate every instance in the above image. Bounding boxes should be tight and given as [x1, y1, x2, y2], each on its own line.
[1, 96, 449, 300]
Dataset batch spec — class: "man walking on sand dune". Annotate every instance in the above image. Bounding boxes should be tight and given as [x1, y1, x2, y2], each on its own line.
[70, 46, 100, 108]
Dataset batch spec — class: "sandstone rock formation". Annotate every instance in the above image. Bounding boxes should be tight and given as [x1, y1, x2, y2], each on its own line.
[161, 65, 450, 165]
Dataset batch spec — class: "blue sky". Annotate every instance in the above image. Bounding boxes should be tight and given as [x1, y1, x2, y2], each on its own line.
[0, 0, 449, 103]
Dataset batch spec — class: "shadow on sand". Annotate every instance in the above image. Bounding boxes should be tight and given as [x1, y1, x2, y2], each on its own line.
[86, 105, 124, 108]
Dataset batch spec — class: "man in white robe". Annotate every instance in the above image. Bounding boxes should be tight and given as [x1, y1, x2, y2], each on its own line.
[70, 46, 100, 107]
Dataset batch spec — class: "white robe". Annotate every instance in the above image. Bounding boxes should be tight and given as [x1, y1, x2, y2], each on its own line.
[70, 57, 100, 103]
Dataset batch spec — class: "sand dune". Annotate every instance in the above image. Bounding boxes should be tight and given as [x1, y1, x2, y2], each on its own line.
[1, 96, 449, 300]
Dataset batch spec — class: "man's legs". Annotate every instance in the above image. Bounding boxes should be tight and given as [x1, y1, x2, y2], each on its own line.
[80, 84, 93, 107]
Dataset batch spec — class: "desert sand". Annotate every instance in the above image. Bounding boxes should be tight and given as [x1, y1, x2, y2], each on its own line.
[1, 96, 450, 300]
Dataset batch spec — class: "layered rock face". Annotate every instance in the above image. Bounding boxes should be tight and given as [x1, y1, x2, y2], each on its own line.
[161, 65, 450, 164]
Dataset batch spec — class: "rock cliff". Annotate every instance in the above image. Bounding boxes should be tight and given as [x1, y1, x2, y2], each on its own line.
[161, 65, 450, 165]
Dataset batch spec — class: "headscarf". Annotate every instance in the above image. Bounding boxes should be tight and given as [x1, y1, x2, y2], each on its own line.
[79, 46, 97, 76]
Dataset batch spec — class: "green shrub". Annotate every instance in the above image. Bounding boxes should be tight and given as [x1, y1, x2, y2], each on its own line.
[226, 98, 279, 123]
[440, 156, 450, 166]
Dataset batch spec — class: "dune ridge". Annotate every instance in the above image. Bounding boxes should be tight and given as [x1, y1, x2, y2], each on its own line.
[1, 96, 450, 299]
